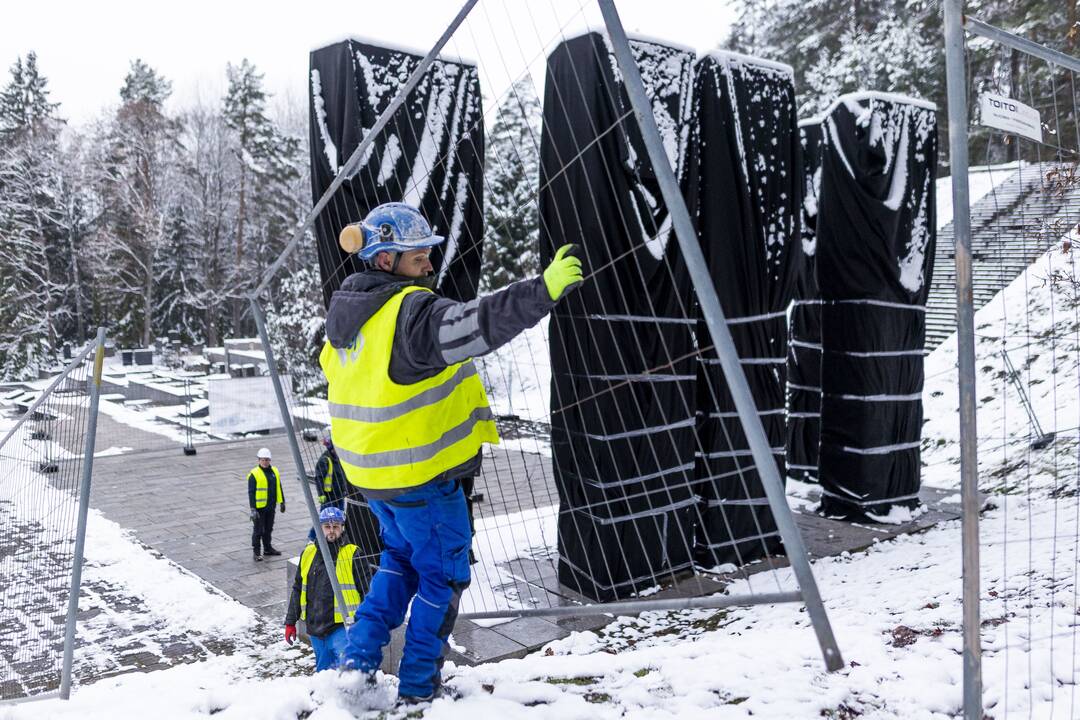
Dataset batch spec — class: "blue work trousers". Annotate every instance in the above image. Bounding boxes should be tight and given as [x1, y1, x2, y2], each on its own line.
[344, 479, 471, 698]
[310, 625, 348, 671]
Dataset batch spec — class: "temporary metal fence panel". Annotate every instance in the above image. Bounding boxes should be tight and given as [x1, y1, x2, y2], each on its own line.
[251, 0, 843, 673]
[0, 328, 106, 702]
[942, 5, 1080, 718]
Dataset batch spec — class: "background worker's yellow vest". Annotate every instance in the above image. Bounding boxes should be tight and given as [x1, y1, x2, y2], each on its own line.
[320, 286, 499, 492]
[299, 543, 361, 624]
[249, 465, 282, 509]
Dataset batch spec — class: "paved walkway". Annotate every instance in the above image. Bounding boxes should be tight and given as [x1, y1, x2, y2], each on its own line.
[83, 432, 963, 667]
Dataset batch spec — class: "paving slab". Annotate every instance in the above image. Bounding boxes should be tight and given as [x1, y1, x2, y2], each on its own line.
[82, 430, 964, 673]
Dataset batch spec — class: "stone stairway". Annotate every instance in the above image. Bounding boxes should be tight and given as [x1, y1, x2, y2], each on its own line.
[926, 162, 1080, 351]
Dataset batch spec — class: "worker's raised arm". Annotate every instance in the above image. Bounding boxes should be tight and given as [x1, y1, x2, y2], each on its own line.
[393, 244, 583, 380]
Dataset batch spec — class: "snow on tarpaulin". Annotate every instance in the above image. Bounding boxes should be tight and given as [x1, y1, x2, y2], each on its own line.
[540, 32, 698, 602]
[816, 92, 937, 520]
[685, 51, 801, 567]
[786, 120, 824, 483]
[308, 40, 484, 306]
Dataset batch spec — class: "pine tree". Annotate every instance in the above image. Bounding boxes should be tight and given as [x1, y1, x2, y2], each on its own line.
[153, 204, 206, 342]
[0, 52, 59, 142]
[222, 59, 300, 335]
[0, 52, 69, 377]
[482, 79, 542, 291]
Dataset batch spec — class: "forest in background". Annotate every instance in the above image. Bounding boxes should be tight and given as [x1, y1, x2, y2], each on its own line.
[0, 0, 1076, 381]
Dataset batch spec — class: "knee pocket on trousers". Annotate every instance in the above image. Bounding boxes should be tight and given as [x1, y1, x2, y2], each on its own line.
[434, 521, 471, 583]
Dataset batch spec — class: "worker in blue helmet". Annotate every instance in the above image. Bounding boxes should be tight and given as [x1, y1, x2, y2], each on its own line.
[284, 505, 369, 672]
[325, 202, 583, 704]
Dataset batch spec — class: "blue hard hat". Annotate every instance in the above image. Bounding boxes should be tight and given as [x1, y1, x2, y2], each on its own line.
[357, 202, 444, 261]
[319, 506, 346, 524]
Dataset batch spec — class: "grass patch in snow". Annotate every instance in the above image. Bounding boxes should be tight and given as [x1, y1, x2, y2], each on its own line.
[544, 675, 599, 686]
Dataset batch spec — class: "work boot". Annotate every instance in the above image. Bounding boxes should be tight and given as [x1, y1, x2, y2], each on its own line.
[397, 685, 442, 706]
[253, 551, 263, 562]
[263, 547, 282, 556]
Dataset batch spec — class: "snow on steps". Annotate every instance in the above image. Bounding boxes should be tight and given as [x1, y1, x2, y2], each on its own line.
[925, 162, 1080, 351]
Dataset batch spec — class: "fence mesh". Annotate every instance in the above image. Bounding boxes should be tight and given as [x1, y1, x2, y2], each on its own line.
[0, 344, 97, 700]
[930, 27, 1080, 718]
[255, 0, 829, 625]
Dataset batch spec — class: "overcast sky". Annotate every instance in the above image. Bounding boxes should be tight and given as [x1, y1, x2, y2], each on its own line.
[2, 0, 737, 125]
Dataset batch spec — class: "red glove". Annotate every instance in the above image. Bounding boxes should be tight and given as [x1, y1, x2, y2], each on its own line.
[284, 625, 297, 644]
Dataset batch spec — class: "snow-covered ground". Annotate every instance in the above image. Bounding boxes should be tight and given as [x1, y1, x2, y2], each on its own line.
[5, 278, 1078, 718]
[5, 165, 1077, 717]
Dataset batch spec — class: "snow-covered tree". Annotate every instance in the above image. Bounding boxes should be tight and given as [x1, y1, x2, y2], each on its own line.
[482, 79, 542, 291]
[179, 101, 238, 347]
[0, 52, 59, 142]
[88, 59, 182, 346]
[223, 59, 301, 333]
[802, 14, 938, 115]
[0, 52, 73, 377]
[152, 204, 206, 342]
[726, 0, 942, 116]
[266, 264, 325, 396]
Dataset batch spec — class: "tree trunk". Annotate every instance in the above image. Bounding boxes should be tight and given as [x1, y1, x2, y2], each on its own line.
[234, 163, 246, 336]
[143, 264, 154, 347]
[70, 223, 85, 341]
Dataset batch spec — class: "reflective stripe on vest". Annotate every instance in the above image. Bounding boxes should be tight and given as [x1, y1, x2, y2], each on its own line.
[299, 543, 361, 624]
[250, 465, 281, 509]
[319, 285, 500, 492]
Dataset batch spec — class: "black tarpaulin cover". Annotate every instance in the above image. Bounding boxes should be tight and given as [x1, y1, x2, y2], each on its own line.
[541, 32, 698, 601]
[686, 52, 801, 568]
[815, 93, 937, 519]
[786, 120, 824, 483]
[308, 40, 484, 307]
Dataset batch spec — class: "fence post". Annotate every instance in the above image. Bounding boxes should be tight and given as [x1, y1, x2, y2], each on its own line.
[249, 297, 352, 626]
[944, 1, 983, 718]
[597, 0, 842, 671]
[59, 326, 106, 700]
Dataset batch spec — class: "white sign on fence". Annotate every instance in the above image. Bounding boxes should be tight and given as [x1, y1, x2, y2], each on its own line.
[979, 92, 1043, 143]
[208, 375, 289, 435]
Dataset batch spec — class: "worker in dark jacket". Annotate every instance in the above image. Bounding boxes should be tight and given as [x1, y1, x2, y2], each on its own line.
[314, 428, 347, 508]
[248, 447, 284, 561]
[306, 428, 350, 544]
[284, 506, 368, 671]
[323, 202, 583, 704]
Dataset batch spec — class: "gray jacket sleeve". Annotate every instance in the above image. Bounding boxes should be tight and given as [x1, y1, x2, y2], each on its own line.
[389, 276, 555, 384]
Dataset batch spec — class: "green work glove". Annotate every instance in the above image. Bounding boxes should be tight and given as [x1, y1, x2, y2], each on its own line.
[543, 244, 583, 301]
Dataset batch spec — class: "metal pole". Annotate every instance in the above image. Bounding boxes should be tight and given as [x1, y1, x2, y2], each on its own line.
[252, 0, 481, 298]
[249, 298, 352, 626]
[945, 1, 983, 718]
[183, 376, 197, 456]
[597, 0, 843, 672]
[462, 591, 802, 621]
[966, 16, 1080, 74]
[59, 326, 106, 700]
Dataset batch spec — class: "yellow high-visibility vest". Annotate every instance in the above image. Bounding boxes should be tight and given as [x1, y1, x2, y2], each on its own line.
[249, 465, 282, 509]
[319, 455, 335, 503]
[299, 542, 361, 624]
[319, 285, 499, 492]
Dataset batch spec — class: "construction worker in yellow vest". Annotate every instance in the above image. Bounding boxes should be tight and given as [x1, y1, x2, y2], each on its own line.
[284, 506, 367, 671]
[247, 447, 284, 561]
[323, 202, 583, 704]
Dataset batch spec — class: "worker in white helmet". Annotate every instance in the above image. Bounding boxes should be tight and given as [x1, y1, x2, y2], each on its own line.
[248, 447, 285, 561]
